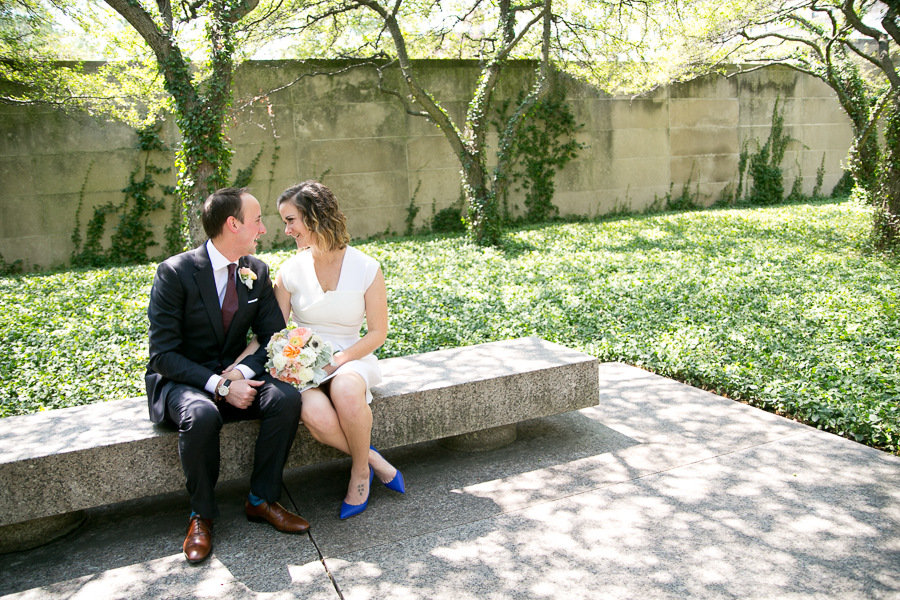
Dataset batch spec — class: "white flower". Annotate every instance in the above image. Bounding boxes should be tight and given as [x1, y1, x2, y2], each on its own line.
[298, 347, 317, 367]
[238, 267, 257, 290]
[272, 354, 287, 371]
[296, 366, 314, 383]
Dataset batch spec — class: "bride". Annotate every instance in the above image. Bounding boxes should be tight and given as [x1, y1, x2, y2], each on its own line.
[231, 180, 404, 519]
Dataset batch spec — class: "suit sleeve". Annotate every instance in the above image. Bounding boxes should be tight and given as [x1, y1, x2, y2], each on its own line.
[238, 261, 285, 375]
[147, 261, 218, 390]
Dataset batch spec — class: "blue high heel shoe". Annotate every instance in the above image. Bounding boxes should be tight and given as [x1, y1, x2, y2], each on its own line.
[370, 446, 406, 494]
[340, 467, 374, 520]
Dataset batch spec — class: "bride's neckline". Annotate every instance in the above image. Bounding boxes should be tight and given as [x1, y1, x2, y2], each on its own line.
[307, 247, 348, 293]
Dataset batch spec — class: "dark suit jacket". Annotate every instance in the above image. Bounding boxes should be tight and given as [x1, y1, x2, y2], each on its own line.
[145, 244, 285, 423]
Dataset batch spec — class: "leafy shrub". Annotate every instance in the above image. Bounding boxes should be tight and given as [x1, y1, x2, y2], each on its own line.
[832, 170, 855, 197]
[431, 207, 465, 233]
[0, 254, 23, 276]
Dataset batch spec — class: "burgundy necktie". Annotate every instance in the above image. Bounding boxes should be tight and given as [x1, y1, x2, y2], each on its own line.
[222, 263, 238, 334]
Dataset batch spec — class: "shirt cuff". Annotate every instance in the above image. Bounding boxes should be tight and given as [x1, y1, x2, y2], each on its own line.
[235, 364, 256, 380]
[205, 374, 222, 395]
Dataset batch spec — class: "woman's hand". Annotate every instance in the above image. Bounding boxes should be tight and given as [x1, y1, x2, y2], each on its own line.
[223, 336, 261, 376]
[221, 367, 245, 381]
[323, 351, 346, 375]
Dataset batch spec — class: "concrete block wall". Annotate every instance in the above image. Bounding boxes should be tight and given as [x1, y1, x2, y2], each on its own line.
[0, 61, 853, 269]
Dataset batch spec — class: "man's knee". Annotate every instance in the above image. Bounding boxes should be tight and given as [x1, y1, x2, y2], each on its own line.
[261, 381, 303, 419]
[183, 399, 222, 435]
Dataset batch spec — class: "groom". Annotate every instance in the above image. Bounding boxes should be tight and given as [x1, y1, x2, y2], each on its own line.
[146, 187, 309, 564]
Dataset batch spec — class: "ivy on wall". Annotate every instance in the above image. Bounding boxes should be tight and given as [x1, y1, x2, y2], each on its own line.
[71, 126, 172, 267]
[494, 86, 584, 225]
[720, 98, 818, 207]
[71, 121, 276, 267]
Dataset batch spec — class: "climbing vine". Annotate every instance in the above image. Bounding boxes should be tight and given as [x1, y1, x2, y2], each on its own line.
[747, 98, 793, 205]
[494, 86, 584, 224]
[71, 125, 173, 267]
[874, 99, 900, 250]
[722, 98, 800, 207]
[651, 165, 700, 212]
[71, 119, 276, 266]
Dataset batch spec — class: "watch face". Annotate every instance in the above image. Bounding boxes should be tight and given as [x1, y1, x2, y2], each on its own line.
[218, 384, 229, 396]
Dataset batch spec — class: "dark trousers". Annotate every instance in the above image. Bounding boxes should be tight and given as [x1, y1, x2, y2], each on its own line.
[165, 373, 303, 519]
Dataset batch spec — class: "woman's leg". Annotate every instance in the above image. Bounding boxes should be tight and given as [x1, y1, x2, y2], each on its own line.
[302, 375, 398, 503]
[327, 373, 373, 506]
[300, 387, 349, 450]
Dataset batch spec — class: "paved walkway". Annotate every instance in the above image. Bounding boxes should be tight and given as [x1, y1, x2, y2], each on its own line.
[2, 363, 899, 599]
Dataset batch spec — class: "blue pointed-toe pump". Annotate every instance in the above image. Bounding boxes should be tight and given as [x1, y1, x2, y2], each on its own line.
[370, 446, 406, 494]
[339, 467, 374, 520]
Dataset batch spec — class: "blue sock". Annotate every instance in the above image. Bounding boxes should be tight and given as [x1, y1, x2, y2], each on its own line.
[247, 492, 266, 506]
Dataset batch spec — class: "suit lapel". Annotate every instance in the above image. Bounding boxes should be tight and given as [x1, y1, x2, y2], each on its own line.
[236, 257, 250, 307]
[193, 245, 226, 346]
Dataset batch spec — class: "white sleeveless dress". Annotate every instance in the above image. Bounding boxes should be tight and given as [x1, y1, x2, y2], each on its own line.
[278, 246, 383, 403]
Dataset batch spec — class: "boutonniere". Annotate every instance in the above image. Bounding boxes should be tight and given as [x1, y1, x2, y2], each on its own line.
[238, 267, 257, 290]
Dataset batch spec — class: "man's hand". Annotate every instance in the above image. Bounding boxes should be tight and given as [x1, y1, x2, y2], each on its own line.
[224, 379, 264, 409]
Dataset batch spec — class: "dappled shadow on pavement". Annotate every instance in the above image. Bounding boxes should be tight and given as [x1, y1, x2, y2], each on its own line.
[0, 477, 329, 598]
[326, 431, 900, 599]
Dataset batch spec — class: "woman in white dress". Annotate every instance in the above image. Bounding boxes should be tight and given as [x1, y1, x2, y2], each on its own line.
[232, 181, 404, 519]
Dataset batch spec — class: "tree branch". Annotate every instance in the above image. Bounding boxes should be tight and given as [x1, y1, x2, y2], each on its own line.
[495, 4, 546, 63]
[157, 0, 174, 32]
[358, 0, 467, 158]
[223, 0, 260, 23]
[374, 62, 431, 118]
[842, 0, 883, 39]
[882, 7, 900, 47]
[857, 88, 893, 148]
[237, 58, 391, 105]
[725, 61, 820, 80]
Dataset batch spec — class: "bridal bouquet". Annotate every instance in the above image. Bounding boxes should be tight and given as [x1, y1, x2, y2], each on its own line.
[265, 324, 334, 390]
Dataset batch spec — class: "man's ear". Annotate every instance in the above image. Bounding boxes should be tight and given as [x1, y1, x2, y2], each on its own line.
[226, 215, 240, 233]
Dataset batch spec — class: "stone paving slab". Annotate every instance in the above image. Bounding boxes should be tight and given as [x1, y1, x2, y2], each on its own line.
[2, 363, 899, 599]
[325, 430, 900, 600]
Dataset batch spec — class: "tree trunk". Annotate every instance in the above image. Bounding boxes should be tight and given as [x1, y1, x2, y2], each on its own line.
[103, 0, 242, 251]
[183, 160, 221, 247]
[875, 100, 900, 249]
[462, 153, 502, 246]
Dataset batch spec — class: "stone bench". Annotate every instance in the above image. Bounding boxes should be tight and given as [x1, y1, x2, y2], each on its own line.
[0, 337, 599, 552]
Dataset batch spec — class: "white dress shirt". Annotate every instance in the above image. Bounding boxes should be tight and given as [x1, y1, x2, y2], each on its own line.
[204, 240, 256, 394]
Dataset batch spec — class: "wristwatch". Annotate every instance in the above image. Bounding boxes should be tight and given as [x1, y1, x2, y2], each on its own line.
[216, 379, 231, 400]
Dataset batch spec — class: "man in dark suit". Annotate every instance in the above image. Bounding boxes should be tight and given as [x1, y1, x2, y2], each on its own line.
[146, 187, 309, 564]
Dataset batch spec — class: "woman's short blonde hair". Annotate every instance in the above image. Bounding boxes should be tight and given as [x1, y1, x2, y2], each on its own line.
[277, 180, 351, 252]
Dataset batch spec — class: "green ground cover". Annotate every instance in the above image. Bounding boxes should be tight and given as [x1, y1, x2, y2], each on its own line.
[1, 199, 898, 452]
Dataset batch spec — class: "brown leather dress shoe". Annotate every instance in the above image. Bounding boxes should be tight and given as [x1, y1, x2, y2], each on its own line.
[245, 500, 310, 533]
[183, 515, 213, 564]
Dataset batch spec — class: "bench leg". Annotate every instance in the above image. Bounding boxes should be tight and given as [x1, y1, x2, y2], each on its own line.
[0, 510, 86, 554]
[438, 423, 517, 452]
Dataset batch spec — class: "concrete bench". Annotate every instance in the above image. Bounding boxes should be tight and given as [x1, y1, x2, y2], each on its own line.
[0, 337, 599, 552]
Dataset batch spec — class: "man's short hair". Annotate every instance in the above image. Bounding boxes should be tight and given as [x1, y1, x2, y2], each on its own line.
[201, 187, 249, 239]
